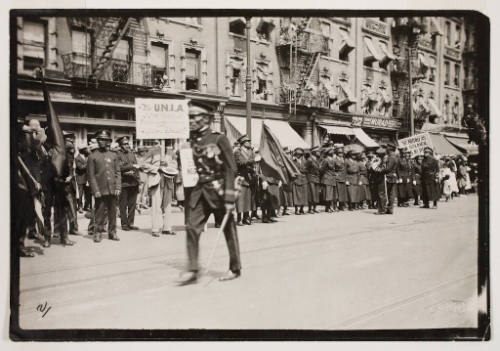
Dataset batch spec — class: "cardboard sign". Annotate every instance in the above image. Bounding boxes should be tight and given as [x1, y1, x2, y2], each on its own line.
[179, 144, 199, 188]
[398, 132, 434, 157]
[135, 99, 189, 139]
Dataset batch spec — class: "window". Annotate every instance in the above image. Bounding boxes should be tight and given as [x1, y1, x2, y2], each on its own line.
[431, 35, 437, 50]
[256, 19, 274, 41]
[429, 56, 436, 82]
[230, 68, 242, 96]
[444, 61, 450, 86]
[445, 21, 451, 46]
[454, 63, 460, 87]
[22, 20, 47, 71]
[151, 43, 168, 88]
[255, 62, 269, 101]
[229, 19, 245, 36]
[455, 24, 461, 46]
[338, 28, 354, 62]
[185, 48, 200, 91]
[71, 28, 92, 65]
[113, 38, 132, 61]
[320, 22, 331, 37]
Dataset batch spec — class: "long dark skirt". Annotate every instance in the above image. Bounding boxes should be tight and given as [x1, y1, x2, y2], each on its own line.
[336, 182, 348, 202]
[292, 183, 308, 206]
[264, 184, 280, 210]
[413, 183, 422, 197]
[236, 186, 252, 212]
[323, 184, 337, 202]
[422, 182, 440, 202]
[307, 182, 320, 204]
[359, 184, 371, 201]
[397, 182, 413, 199]
[280, 187, 293, 207]
[347, 184, 359, 203]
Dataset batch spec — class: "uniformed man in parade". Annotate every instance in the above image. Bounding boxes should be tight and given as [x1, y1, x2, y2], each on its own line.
[320, 147, 337, 213]
[256, 154, 280, 223]
[357, 152, 371, 209]
[116, 136, 140, 231]
[370, 146, 388, 215]
[345, 147, 360, 211]
[179, 105, 241, 286]
[383, 143, 399, 214]
[412, 154, 423, 206]
[420, 146, 440, 209]
[75, 145, 91, 213]
[291, 148, 308, 215]
[304, 146, 321, 213]
[279, 147, 294, 216]
[333, 144, 347, 211]
[87, 130, 121, 243]
[365, 151, 378, 209]
[397, 148, 413, 207]
[233, 135, 254, 226]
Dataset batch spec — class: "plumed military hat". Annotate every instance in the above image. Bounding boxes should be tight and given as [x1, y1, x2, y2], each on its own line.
[333, 143, 344, 149]
[237, 134, 251, 144]
[95, 130, 112, 140]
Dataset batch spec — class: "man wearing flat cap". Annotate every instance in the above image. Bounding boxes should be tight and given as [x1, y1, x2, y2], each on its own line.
[179, 104, 241, 286]
[116, 136, 140, 231]
[87, 130, 121, 242]
[233, 134, 255, 226]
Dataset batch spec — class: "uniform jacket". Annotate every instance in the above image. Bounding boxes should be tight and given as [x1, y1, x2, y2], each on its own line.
[411, 160, 422, 184]
[75, 153, 88, 185]
[233, 146, 255, 187]
[333, 156, 346, 182]
[116, 149, 139, 187]
[87, 148, 121, 196]
[292, 157, 308, 186]
[304, 156, 321, 183]
[358, 160, 369, 185]
[320, 157, 336, 186]
[345, 157, 360, 184]
[421, 156, 440, 185]
[397, 157, 413, 183]
[189, 128, 237, 209]
[385, 154, 400, 184]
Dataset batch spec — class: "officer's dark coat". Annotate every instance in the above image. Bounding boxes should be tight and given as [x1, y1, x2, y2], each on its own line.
[116, 149, 139, 188]
[421, 156, 440, 201]
[358, 160, 371, 201]
[411, 159, 422, 196]
[87, 149, 122, 196]
[189, 128, 237, 209]
[397, 157, 413, 198]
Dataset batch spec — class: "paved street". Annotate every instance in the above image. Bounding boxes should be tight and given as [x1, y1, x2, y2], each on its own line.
[18, 194, 478, 330]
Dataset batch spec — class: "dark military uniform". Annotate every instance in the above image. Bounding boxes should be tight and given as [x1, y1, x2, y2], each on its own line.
[358, 159, 371, 203]
[291, 157, 308, 208]
[412, 158, 422, 205]
[304, 155, 321, 209]
[233, 146, 254, 217]
[75, 152, 91, 211]
[87, 147, 121, 240]
[256, 160, 281, 222]
[421, 155, 440, 207]
[384, 153, 399, 214]
[397, 156, 413, 206]
[116, 147, 139, 229]
[334, 155, 348, 207]
[345, 155, 360, 209]
[320, 155, 337, 211]
[186, 127, 241, 274]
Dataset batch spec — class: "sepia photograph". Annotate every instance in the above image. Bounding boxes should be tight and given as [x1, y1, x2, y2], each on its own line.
[8, 6, 490, 341]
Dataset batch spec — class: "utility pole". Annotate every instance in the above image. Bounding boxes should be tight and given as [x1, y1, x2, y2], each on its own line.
[245, 16, 252, 140]
[408, 45, 415, 136]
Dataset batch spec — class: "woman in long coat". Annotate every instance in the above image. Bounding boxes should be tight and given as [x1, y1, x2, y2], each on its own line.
[320, 148, 337, 212]
[421, 147, 440, 208]
[411, 155, 423, 205]
[345, 149, 360, 210]
[333, 145, 348, 211]
[357, 153, 371, 208]
[291, 148, 309, 214]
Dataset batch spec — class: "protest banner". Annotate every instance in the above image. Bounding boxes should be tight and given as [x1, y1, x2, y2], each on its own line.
[397, 132, 434, 157]
[135, 99, 189, 139]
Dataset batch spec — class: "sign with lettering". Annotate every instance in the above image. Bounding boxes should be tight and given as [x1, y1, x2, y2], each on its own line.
[352, 116, 402, 130]
[398, 132, 434, 157]
[179, 143, 199, 187]
[444, 47, 461, 60]
[135, 99, 189, 139]
[364, 18, 387, 36]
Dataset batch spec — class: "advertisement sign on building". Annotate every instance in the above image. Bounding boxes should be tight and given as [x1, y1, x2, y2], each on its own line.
[135, 99, 189, 139]
[398, 132, 434, 157]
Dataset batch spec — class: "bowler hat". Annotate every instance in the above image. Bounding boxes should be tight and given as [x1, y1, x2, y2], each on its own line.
[95, 130, 112, 140]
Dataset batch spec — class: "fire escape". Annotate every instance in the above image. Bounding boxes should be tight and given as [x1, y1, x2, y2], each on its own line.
[62, 17, 150, 87]
[276, 18, 330, 114]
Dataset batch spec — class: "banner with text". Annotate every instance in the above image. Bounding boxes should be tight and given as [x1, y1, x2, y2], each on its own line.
[135, 99, 189, 139]
[397, 132, 433, 157]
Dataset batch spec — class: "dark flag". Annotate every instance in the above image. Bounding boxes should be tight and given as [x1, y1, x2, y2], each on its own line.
[40, 70, 66, 178]
[259, 123, 299, 186]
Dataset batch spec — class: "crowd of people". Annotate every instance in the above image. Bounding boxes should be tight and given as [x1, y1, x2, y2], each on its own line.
[15, 116, 476, 260]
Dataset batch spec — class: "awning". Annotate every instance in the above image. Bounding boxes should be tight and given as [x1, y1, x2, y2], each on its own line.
[444, 135, 478, 155]
[428, 99, 442, 117]
[353, 128, 379, 148]
[363, 37, 384, 65]
[430, 17, 444, 36]
[428, 133, 463, 156]
[338, 83, 356, 107]
[224, 116, 309, 150]
[319, 125, 355, 135]
[379, 44, 396, 68]
[339, 29, 355, 55]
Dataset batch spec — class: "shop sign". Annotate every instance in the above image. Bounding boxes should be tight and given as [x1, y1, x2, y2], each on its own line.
[352, 115, 401, 130]
[135, 98, 189, 139]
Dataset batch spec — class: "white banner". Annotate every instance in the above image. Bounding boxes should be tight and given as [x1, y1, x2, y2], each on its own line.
[397, 132, 433, 157]
[179, 144, 199, 188]
[135, 99, 189, 139]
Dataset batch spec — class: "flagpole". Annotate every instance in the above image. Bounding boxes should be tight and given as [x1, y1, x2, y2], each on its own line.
[245, 16, 252, 141]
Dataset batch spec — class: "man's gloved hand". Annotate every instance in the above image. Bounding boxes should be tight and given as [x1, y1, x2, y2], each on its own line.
[413, 180, 417, 186]
[262, 180, 269, 190]
[345, 181, 350, 186]
[95, 192, 102, 198]
[398, 178, 403, 183]
[114, 189, 121, 196]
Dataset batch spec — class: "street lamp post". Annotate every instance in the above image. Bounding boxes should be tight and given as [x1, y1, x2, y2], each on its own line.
[408, 45, 415, 136]
[245, 16, 252, 140]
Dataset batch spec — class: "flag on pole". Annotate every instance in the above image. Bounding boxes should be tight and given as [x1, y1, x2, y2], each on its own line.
[40, 70, 67, 178]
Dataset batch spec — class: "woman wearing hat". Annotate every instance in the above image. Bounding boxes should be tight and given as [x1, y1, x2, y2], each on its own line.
[357, 152, 371, 209]
[344, 147, 361, 211]
[420, 146, 440, 209]
[320, 147, 337, 212]
[291, 147, 309, 215]
[333, 144, 348, 211]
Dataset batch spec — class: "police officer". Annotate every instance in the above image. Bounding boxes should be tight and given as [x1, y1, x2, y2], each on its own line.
[384, 143, 399, 214]
[116, 136, 140, 231]
[397, 147, 413, 207]
[179, 105, 241, 286]
[87, 130, 121, 242]
[75, 145, 91, 212]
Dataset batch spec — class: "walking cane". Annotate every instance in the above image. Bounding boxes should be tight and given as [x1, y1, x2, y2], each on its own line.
[203, 176, 244, 286]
